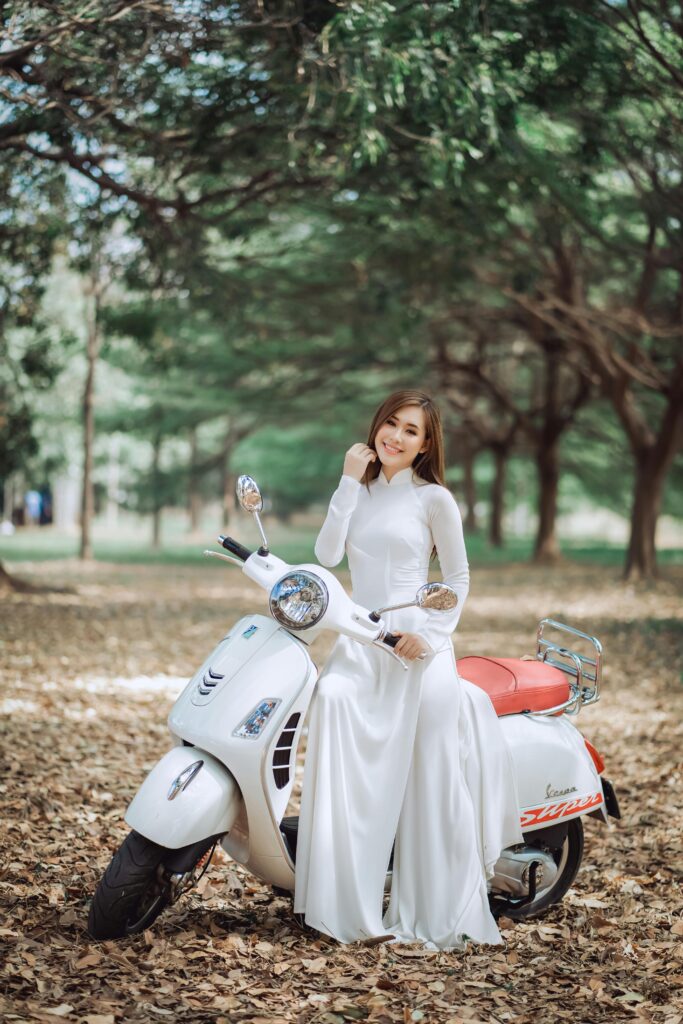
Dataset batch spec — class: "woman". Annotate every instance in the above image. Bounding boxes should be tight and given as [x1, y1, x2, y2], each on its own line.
[293, 390, 523, 950]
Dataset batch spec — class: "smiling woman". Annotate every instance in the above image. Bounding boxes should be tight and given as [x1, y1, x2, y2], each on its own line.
[363, 390, 445, 486]
[293, 389, 523, 950]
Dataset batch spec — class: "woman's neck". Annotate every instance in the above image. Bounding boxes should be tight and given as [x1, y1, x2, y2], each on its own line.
[380, 465, 413, 484]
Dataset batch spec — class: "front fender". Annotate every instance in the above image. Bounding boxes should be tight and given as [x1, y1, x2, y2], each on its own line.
[125, 746, 242, 849]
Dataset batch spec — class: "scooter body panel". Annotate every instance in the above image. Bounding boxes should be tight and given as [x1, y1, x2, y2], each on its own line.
[167, 613, 317, 889]
[168, 614, 311, 764]
[498, 712, 606, 832]
[125, 746, 242, 848]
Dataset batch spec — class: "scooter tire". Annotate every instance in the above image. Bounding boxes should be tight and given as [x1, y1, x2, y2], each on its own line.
[88, 830, 169, 939]
[497, 817, 584, 921]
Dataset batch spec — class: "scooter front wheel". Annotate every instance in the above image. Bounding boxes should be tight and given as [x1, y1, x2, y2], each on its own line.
[88, 830, 172, 939]
[88, 829, 218, 939]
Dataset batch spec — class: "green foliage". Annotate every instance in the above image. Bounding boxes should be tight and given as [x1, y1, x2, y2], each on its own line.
[233, 421, 354, 518]
[1, 0, 681, 561]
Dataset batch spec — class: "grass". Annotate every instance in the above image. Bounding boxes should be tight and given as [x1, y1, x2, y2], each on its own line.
[2, 519, 681, 569]
[0, 518, 323, 567]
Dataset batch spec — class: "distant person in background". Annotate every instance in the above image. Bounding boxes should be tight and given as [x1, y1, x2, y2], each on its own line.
[39, 488, 53, 525]
[24, 490, 42, 526]
[294, 389, 523, 950]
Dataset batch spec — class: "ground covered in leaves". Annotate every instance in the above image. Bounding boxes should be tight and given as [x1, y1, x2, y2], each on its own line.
[1, 556, 682, 1024]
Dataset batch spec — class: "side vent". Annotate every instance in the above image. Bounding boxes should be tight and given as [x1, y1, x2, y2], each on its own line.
[197, 667, 225, 696]
[272, 713, 301, 790]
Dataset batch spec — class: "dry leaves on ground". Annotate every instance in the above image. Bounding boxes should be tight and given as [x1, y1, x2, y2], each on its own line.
[1, 559, 682, 1023]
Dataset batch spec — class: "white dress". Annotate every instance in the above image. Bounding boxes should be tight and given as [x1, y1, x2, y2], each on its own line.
[293, 466, 523, 950]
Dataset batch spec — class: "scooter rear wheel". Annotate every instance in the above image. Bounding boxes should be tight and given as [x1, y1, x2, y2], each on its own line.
[88, 830, 170, 939]
[493, 817, 584, 921]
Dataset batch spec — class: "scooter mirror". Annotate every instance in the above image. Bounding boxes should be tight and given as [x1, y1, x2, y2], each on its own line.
[236, 475, 263, 514]
[370, 582, 458, 620]
[416, 582, 458, 611]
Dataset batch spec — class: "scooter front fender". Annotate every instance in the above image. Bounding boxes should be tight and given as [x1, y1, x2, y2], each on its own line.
[125, 746, 242, 849]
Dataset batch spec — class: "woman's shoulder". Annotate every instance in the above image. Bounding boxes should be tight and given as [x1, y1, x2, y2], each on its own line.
[413, 478, 461, 514]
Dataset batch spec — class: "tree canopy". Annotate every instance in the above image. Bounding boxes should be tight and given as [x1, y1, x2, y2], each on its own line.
[1, 0, 681, 575]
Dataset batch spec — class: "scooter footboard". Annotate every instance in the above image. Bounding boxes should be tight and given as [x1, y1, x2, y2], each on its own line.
[125, 746, 242, 849]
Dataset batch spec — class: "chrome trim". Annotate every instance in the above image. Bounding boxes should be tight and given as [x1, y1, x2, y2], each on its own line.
[370, 583, 457, 618]
[269, 571, 329, 630]
[167, 759, 204, 801]
[490, 847, 559, 898]
[371, 598, 416, 616]
[522, 685, 582, 718]
[532, 618, 603, 713]
[236, 475, 269, 552]
[197, 666, 225, 696]
[236, 474, 263, 512]
[372, 632, 409, 671]
[254, 513, 269, 552]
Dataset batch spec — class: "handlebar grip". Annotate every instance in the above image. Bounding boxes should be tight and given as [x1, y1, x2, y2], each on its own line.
[218, 535, 253, 562]
[382, 632, 400, 649]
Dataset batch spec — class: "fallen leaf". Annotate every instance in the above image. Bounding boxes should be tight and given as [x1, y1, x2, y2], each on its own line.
[301, 956, 327, 973]
[75, 953, 102, 969]
[616, 992, 646, 1003]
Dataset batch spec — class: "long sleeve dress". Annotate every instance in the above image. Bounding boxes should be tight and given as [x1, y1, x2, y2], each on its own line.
[293, 466, 523, 950]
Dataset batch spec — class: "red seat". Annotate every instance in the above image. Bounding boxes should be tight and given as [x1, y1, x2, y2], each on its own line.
[456, 656, 570, 717]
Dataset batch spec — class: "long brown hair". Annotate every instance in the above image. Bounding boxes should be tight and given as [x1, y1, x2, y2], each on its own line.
[361, 390, 446, 489]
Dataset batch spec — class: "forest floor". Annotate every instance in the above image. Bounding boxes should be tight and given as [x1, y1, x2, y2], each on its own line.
[1, 557, 682, 1024]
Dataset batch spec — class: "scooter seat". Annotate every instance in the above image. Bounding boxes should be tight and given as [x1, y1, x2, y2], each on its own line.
[456, 657, 570, 716]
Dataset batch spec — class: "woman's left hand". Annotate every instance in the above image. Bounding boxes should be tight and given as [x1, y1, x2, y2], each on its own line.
[394, 632, 430, 661]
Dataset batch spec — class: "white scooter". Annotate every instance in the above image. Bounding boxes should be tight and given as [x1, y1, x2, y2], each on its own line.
[88, 476, 620, 939]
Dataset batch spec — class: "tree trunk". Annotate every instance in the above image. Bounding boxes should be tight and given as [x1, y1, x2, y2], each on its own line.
[220, 420, 236, 528]
[3, 477, 15, 522]
[489, 447, 507, 548]
[106, 434, 120, 529]
[462, 448, 478, 532]
[188, 427, 202, 534]
[533, 437, 561, 564]
[151, 435, 162, 550]
[624, 405, 683, 579]
[0, 561, 43, 593]
[80, 289, 100, 561]
[625, 458, 660, 579]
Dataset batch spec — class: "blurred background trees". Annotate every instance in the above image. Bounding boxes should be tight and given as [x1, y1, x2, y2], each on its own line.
[1, 0, 681, 578]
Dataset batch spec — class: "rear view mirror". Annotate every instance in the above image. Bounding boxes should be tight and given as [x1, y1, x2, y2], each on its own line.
[236, 475, 263, 513]
[416, 582, 458, 611]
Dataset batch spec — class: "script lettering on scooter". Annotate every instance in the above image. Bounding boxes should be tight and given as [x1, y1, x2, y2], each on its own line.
[545, 783, 578, 799]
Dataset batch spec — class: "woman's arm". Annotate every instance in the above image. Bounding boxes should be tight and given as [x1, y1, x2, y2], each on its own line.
[417, 486, 470, 654]
[314, 444, 375, 567]
[314, 475, 361, 567]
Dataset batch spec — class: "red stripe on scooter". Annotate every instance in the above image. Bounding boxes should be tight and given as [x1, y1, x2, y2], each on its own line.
[584, 738, 606, 774]
[520, 791, 604, 829]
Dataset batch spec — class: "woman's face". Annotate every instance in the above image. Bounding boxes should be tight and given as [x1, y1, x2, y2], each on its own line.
[374, 404, 428, 474]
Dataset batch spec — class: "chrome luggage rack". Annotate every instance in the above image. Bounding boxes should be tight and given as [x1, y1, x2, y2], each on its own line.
[528, 618, 603, 718]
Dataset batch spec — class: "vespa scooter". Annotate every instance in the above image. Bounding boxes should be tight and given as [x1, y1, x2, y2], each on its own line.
[88, 475, 620, 939]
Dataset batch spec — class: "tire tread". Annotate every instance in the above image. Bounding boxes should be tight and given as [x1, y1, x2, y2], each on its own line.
[88, 831, 167, 939]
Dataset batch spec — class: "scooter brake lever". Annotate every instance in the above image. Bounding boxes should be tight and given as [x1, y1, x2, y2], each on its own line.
[203, 549, 243, 568]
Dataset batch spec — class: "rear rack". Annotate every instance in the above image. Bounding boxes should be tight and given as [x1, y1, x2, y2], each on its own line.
[529, 618, 603, 718]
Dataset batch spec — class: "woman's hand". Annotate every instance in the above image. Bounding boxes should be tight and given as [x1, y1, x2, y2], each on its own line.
[394, 632, 430, 661]
[343, 443, 377, 482]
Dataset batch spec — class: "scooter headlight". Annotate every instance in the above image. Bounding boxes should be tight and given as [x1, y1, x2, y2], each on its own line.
[269, 571, 329, 630]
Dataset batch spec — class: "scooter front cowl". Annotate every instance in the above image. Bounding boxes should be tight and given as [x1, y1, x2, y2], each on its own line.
[125, 746, 242, 849]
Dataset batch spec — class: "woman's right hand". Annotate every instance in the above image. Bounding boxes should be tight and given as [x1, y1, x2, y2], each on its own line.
[343, 443, 377, 481]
